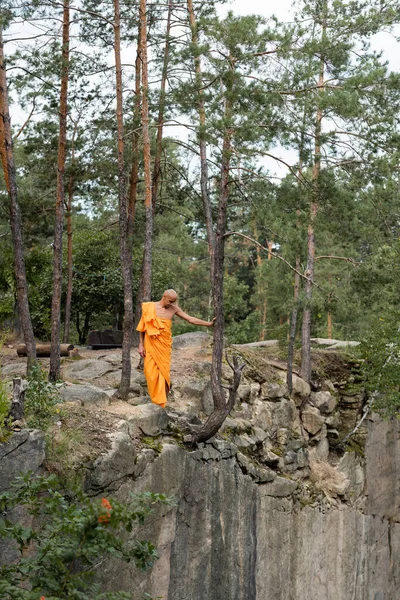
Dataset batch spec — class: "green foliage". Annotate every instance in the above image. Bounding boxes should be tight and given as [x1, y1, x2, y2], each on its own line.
[0, 473, 171, 600]
[360, 312, 400, 416]
[0, 378, 12, 443]
[24, 365, 61, 429]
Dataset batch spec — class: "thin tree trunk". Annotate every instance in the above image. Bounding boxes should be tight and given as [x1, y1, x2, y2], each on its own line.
[139, 0, 153, 304]
[114, 0, 134, 399]
[63, 119, 78, 343]
[287, 254, 301, 393]
[49, 0, 70, 382]
[0, 28, 36, 372]
[151, 2, 172, 215]
[300, 33, 325, 384]
[130, 23, 142, 347]
[187, 0, 214, 278]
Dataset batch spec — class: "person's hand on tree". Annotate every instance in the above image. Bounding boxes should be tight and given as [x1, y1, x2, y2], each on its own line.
[208, 317, 216, 327]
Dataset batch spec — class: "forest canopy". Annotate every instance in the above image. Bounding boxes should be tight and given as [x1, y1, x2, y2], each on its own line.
[1, 0, 399, 371]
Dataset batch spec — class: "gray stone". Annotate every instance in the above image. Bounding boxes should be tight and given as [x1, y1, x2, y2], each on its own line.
[103, 353, 122, 365]
[210, 439, 238, 458]
[1, 362, 28, 379]
[128, 395, 150, 406]
[286, 373, 311, 405]
[261, 381, 288, 401]
[59, 383, 111, 407]
[261, 447, 280, 467]
[237, 384, 251, 402]
[253, 427, 268, 443]
[181, 379, 208, 399]
[220, 416, 240, 433]
[310, 391, 337, 414]
[193, 361, 211, 376]
[172, 332, 212, 349]
[64, 359, 115, 381]
[339, 452, 365, 501]
[0, 430, 45, 493]
[301, 404, 324, 435]
[236, 452, 257, 477]
[202, 445, 221, 461]
[134, 448, 157, 478]
[259, 475, 297, 497]
[88, 432, 137, 490]
[131, 372, 147, 386]
[249, 383, 261, 404]
[127, 404, 169, 437]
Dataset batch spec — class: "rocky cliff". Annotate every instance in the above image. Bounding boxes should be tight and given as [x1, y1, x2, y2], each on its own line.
[1, 335, 399, 599]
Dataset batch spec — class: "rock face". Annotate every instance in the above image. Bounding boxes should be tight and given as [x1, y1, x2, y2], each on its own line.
[1, 349, 398, 600]
[98, 442, 400, 600]
[59, 383, 111, 407]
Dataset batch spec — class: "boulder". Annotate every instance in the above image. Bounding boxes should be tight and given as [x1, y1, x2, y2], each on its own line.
[59, 383, 111, 407]
[310, 391, 337, 414]
[1, 362, 27, 379]
[172, 332, 212, 350]
[261, 381, 288, 401]
[88, 432, 137, 490]
[310, 458, 349, 497]
[63, 359, 114, 381]
[127, 404, 169, 437]
[301, 404, 324, 435]
[339, 451, 365, 501]
[0, 430, 45, 493]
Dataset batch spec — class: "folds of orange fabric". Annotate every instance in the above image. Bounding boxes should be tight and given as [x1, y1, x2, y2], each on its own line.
[136, 302, 172, 408]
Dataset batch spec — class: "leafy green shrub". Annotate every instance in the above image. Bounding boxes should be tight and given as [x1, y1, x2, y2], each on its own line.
[25, 365, 61, 429]
[0, 473, 170, 600]
[360, 312, 400, 416]
[0, 378, 11, 442]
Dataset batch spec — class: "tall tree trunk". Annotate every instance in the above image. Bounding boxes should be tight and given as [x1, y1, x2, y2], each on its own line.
[113, 0, 134, 399]
[139, 0, 153, 303]
[187, 0, 214, 279]
[130, 24, 142, 346]
[300, 33, 325, 384]
[192, 58, 244, 443]
[128, 21, 142, 243]
[0, 29, 36, 371]
[63, 120, 78, 343]
[49, 0, 70, 382]
[287, 254, 301, 393]
[151, 2, 172, 215]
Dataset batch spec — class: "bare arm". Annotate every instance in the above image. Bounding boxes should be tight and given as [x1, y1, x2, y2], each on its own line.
[175, 306, 215, 327]
[138, 331, 146, 357]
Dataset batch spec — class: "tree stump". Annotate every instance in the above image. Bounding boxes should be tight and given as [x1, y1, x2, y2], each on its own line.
[9, 377, 26, 421]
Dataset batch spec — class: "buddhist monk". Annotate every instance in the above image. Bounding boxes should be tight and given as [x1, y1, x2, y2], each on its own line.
[137, 289, 215, 408]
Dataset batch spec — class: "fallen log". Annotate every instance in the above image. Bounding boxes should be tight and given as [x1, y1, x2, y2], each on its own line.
[17, 343, 74, 357]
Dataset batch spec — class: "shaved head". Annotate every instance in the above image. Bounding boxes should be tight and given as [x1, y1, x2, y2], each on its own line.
[163, 289, 177, 301]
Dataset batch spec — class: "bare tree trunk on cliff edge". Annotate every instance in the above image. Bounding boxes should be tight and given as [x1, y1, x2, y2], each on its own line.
[114, 0, 134, 399]
[300, 33, 325, 384]
[187, 0, 214, 279]
[49, 0, 70, 382]
[191, 58, 244, 444]
[0, 29, 36, 372]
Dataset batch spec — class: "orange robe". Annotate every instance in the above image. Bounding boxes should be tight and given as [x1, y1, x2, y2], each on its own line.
[136, 302, 172, 408]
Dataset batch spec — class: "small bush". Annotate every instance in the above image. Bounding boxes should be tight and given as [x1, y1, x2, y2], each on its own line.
[0, 472, 171, 599]
[25, 365, 61, 429]
[0, 378, 11, 442]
